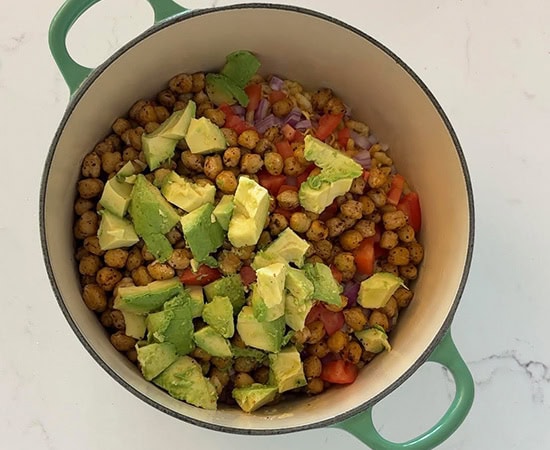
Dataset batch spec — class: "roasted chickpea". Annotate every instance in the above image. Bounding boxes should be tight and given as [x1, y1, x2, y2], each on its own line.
[324, 96, 346, 115]
[289, 212, 312, 233]
[306, 320, 326, 344]
[380, 262, 399, 277]
[343, 341, 363, 365]
[122, 146, 139, 162]
[221, 128, 238, 146]
[234, 373, 255, 388]
[219, 251, 242, 275]
[81, 152, 101, 178]
[340, 200, 363, 220]
[327, 330, 348, 353]
[312, 240, 333, 261]
[399, 264, 418, 280]
[283, 156, 305, 176]
[238, 129, 260, 150]
[324, 217, 345, 238]
[333, 252, 356, 273]
[204, 154, 224, 180]
[240, 153, 263, 174]
[339, 230, 363, 251]
[216, 170, 238, 194]
[181, 151, 204, 172]
[343, 307, 368, 331]
[303, 356, 322, 379]
[126, 247, 143, 271]
[169, 73, 193, 94]
[264, 152, 284, 175]
[254, 138, 273, 155]
[394, 287, 414, 308]
[269, 213, 288, 236]
[74, 197, 95, 216]
[223, 147, 241, 168]
[263, 126, 281, 142]
[382, 297, 398, 318]
[380, 231, 399, 249]
[307, 378, 325, 394]
[350, 176, 366, 195]
[308, 341, 330, 359]
[369, 310, 389, 331]
[77, 178, 104, 199]
[277, 189, 299, 210]
[121, 127, 143, 150]
[383, 210, 407, 231]
[168, 249, 190, 270]
[83, 236, 104, 256]
[234, 357, 256, 373]
[104, 249, 128, 269]
[397, 225, 416, 243]
[110, 310, 126, 330]
[147, 262, 175, 280]
[407, 241, 424, 264]
[204, 108, 225, 127]
[306, 220, 329, 242]
[96, 267, 123, 291]
[112, 118, 131, 136]
[358, 195, 376, 215]
[312, 88, 333, 112]
[253, 367, 270, 385]
[367, 165, 389, 188]
[131, 266, 153, 286]
[291, 327, 311, 346]
[272, 98, 293, 117]
[110, 331, 137, 352]
[388, 246, 410, 266]
[75, 211, 99, 238]
[79, 254, 102, 276]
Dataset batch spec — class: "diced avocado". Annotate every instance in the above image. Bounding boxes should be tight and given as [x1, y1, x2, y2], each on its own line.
[206, 73, 248, 107]
[114, 278, 183, 314]
[232, 384, 278, 413]
[355, 326, 392, 353]
[97, 209, 139, 250]
[303, 263, 343, 306]
[231, 346, 267, 363]
[99, 177, 133, 217]
[116, 161, 137, 182]
[185, 117, 227, 154]
[136, 342, 178, 381]
[148, 101, 196, 140]
[203, 275, 246, 314]
[228, 177, 270, 248]
[212, 195, 234, 230]
[236, 306, 285, 353]
[121, 311, 146, 339]
[251, 263, 287, 322]
[193, 326, 232, 358]
[163, 288, 204, 318]
[129, 175, 180, 262]
[146, 303, 194, 355]
[161, 171, 216, 212]
[180, 203, 224, 264]
[298, 136, 363, 213]
[220, 50, 261, 88]
[284, 267, 315, 331]
[142, 134, 177, 171]
[252, 228, 310, 270]
[357, 272, 404, 309]
[202, 295, 234, 338]
[268, 346, 307, 393]
[153, 356, 217, 410]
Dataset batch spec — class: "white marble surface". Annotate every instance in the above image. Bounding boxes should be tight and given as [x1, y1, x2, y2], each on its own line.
[1, 0, 549, 448]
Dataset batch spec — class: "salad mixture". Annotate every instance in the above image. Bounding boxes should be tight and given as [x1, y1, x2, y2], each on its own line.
[73, 51, 423, 412]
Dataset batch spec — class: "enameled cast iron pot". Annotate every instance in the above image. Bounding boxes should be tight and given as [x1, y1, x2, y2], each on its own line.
[41, 1, 475, 448]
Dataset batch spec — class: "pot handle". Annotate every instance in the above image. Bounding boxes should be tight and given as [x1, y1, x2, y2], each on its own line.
[334, 330, 474, 450]
[48, 0, 188, 94]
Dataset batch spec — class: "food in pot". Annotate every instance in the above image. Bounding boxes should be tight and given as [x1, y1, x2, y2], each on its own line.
[73, 51, 423, 412]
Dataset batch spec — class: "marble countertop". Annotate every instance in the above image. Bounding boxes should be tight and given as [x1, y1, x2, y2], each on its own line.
[1, 0, 549, 448]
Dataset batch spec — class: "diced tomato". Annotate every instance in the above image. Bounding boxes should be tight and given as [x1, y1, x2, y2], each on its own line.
[397, 192, 422, 232]
[362, 169, 370, 181]
[354, 237, 375, 276]
[315, 113, 344, 141]
[273, 206, 300, 220]
[219, 103, 233, 117]
[387, 174, 405, 206]
[321, 360, 359, 384]
[224, 114, 253, 135]
[292, 130, 305, 143]
[330, 265, 343, 284]
[244, 84, 262, 112]
[269, 90, 287, 103]
[281, 124, 296, 141]
[296, 164, 315, 187]
[337, 127, 351, 148]
[277, 184, 299, 196]
[239, 266, 257, 286]
[275, 140, 294, 160]
[306, 303, 345, 336]
[319, 200, 339, 222]
[179, 265, 221, 286]
[257, 171, 286, 196]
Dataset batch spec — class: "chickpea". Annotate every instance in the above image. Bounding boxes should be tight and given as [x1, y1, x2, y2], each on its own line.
[96, 267, 123, 291]
[383, 210, 407, 231]
[223, 147, 241, 168]
[204, 108, 225, 127]
[203, 154, 223, 180]
[234, 357, 256, 373]
[80, 152, 101, 178]
[137, 104, 158, 125]
[191, 73, 205, 92]
[382, 297, 398, 318]
[284, 156, 305, 176]
[269, 213, 288, 236]
[394, 287, 414, 308]
[324, 217, 345, 239]
[343, 307, 368, 331]
[380, 262, 399, 277]
[131, 266, 153, 286]
[94, 140, 113, 156]
[231, 245, 254, 260]
[276, 189, 299, 210]
[157, 89, 176, 108]
[358, 195, 375, 215]
[397, 225, 416, 243]
[343, 341, 363, 364]
[112, 118, 131, 136]
[173, 100, 187, 112]
[272, 98, 294, 117]
[307, 341, 330, 359]
[350, 177, 366, 195]
[110, 310, 126, 330]
[324, 96, 346, 115]
[100, 309, 114, 328]
[219, 251, 242, 275]
[263, 126, 281, 142]
[169, 73, 193, 94]
[83, 236, 104, 256]
[306, 255, 324, 264]
[339, 200, 363, 220]
[122, 146, 139, 162]
[126, 348, 138, 363]
[113, 277, 134, 298]
[306, 220, 329, 242]
[289, 212, 311, 233]
[352, 220, 374, 240]
[75, 247, 89, 262]
[77, 178, 104, 199]
[388, 247, 410, 266]
[291, 327, 311, 346]
[407, 241, 424, 264]
[367, 165, 389, 188]
[312, 88, 333, 112]
[254, 138, 273, 155]
[327, 330, 349, 353]
[366, 211, 382, 224]
[121, 127, 143, 150]
[211, 357, 232, 371]
[234, 373, 255, 388]
[74, 197, 94, 216]
[167, 249, 190, 270]
[110, 331, 136, 352]
[292, 144, 307, 165]
[367, 188, 387, 208]
[264, 151, 284, 176]
[306, 320, 326, 344]
[313, 240, 333, 261]
[238, 129, 260, 150]
[374, 151, 393, 167]
[333, 252, 356, 273]
[75, 211, 99, 239]
[181, 151, 204, 172]
[339, 230, 363, 251]
[141, 245, 155, 262]
[221, 128, 238, 146]
[257, 230, 272, 249]
[147, 262, 175, 280]
[380, 231, 399, 250]
[126, 248, 143, 271]
[215, 170, 238, 194]
[303, 356, 322, 379]
[240, 153, 264, 174]
[82, 283, 107, 312]
[380, 204, 397, 214]
[369, 310, 390, 331]
[104, 249, 128, 269]
[253, 366, 270, 385]
[399, 264, 418, 280]
[307, 378, 325, 394]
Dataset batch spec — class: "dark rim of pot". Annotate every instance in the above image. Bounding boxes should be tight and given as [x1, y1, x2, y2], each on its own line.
[40, 2, 475, 436]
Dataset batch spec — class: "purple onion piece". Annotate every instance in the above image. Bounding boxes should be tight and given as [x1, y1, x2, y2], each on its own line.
[352, 149, 371, 169]
[254, 98, 270, 122]
[350, 130, 371, 149]
[269, 76, 284, 91]
[255, 114, 282, 134]
[231, 105, 246, 116]
[283, 107, 303, 126]
[295, 119, 312, 131]
[343, 282, 360, 306]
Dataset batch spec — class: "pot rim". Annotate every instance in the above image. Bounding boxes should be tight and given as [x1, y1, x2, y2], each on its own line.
[40, 2, 475, 435]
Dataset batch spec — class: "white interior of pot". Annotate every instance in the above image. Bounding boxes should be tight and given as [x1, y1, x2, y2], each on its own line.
[43, 7, 471, 431]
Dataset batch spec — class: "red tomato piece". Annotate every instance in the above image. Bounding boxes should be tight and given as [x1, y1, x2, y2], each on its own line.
[244, 84, 262, 112]
[315, 113, 344, 141]
[219, 103, 234, 117]
[387, 174, 405, 206]
[179, 266, 221, 286]
[239, 266, 257, 286]
[292, 130, 305, 143]
[321, 360, 359, 384]
[275, 140, 294, 160]
[296, 164, 315, 187]
[306, 303, 345, 336]
[397, 192, 422, 232]
[330, 265, 343, 284]
[362, 169, 370, 181]
[224, 114, 253, 135]
[319, 200, 339, 222]
[337, 127, 351, 148]
[269, 90, 287, 103]
[257, 171, 286, 196]
[281, 124, 296, 141]
[354, 237, 375, 276]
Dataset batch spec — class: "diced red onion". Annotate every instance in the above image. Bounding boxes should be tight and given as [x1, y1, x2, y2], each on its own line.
[343, 282, 360, 306]
[283, 108, 303, 126]
[269, 76, 284, 91]
[254, 98, 270, 122]
[231, 105, 246, 116]
[295, 119, 312, 131]
[350, 130, 370, 149]
[352, 149, 371, 169]
[255, 114, 282, 134]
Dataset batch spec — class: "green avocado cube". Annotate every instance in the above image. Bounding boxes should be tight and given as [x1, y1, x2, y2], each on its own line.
[252, 228, 310, 270]
[269, 346, 307, 393]
[232, 384, 278, 413]
[148, 100, 196, 140]
[212, 195, 234, 230]
[99, 177, 133, 217]
[284, 267, 315, 331]
[236, 306, 285, 353]
[202, 296, 234, 338]
[303, 263, 343, 306]
[180, 203, 224, 264]
[113, 278, 183, 315]
[163, 287, 204, 318]
[251, 263, 287, 322]
[355, 326, 392, 353]
[121, 311, 146, 339]
[161, 171, 216, 212]
[203, 275, 246, 314]
[185, 117, 227, 154]
[193, 326, 232, 358]
[146, 303, 194, 355]
[357, 272, 404, 309]
[142, 134, 177, 171]
[97, 209, 139, 251]
[136, 342, 178, 381]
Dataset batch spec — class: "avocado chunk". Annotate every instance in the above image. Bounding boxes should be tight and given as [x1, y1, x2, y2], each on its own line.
[212, 195, 234, 230]
[355, 326, 392, 353]
[251, 263, 287, 322]
[220, 50, 261, 88]
[206, 73, 248, 107]
[129, 175, 180, 262]
[232, 384, 278, 413]
[185, 117, 227, 154]
[179, 203, 224, 264]
[142, 134, 177, 171]
[303, 263, 343, 306]
[99, 177, 133, 217]
[357, 272, 405, 309]
[228, 177, 270, 248]
[114, 278, 183, 314]
[161, 171, 216, 212]
[298, 136, 363, 213]
[146, 303, 194, 355]
[231, 346, 267, 363]
[236, 306, 285, 353]
[269, 346, 307, 393]
[202, 295, 234, 338]
[116, 160, 138, 182]
[148, 100, 196, 140]
[121, 311, 146, 339]
[252, 228, 310, 270]
[97, 209, 139, 250]
[284, 267, 315, 331]
[136, 342, 178, 381]
[153, 356, 218, 410]
[163, 288, 204, 318]
[193, 326, 232, 358]
[203, 275, 246, 314]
